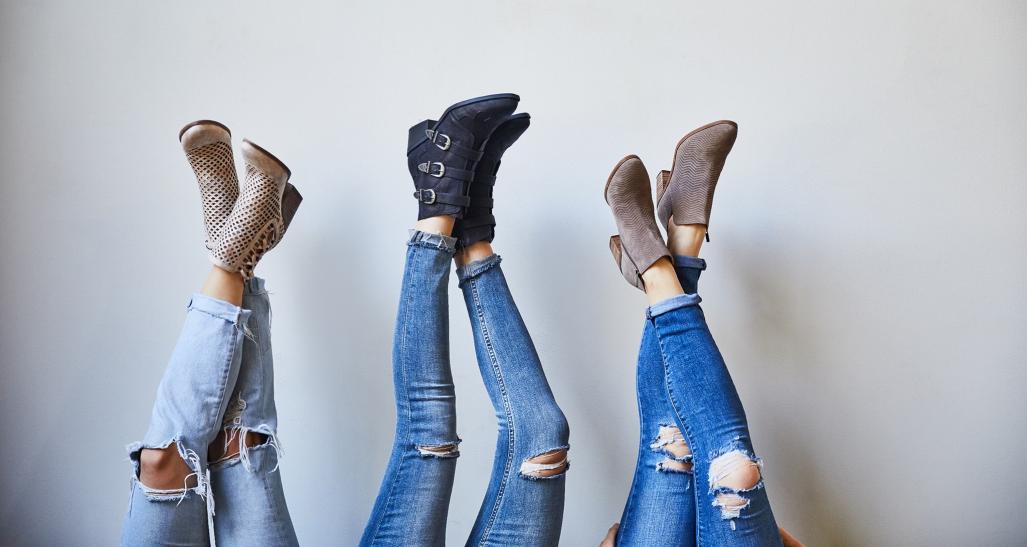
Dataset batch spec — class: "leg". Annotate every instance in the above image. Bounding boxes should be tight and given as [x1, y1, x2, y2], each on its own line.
[123, 120, 300, 546]
[208, 277, 298, 546]
[615, 250, 709, 546]
[641, 261, 781, 545]
[456, 243, 570, 547]
[122, 268, 249, 547]
[361, 221, 460, 546]
[615, 320, 697, 547]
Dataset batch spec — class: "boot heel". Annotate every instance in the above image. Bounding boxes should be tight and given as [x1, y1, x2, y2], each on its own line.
[609, 235, 645, 291]
[655, 170, 672, 203]
[281, 183, 302, 234]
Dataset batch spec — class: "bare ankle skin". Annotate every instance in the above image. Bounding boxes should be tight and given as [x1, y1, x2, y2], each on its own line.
[640, 257, 685, 305]
[667, 218, 706, 258]
[413, 215, 455, 237]
[201, 266, 244, 306]
[455, 241, 494, 267]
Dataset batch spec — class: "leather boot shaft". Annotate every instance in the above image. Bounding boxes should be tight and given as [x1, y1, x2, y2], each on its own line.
[406, 94, 520, 220]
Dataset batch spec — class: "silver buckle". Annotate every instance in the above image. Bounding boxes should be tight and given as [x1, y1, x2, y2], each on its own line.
[414, 189, 437, 204]
[425, 129, 451, 150]
[417, 161, 445, 178]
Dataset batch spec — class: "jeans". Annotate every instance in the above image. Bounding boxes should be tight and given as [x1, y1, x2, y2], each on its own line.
[617, 256, 781, 547]
[121, 278, 298, 546]
[361, 231, 569, 547]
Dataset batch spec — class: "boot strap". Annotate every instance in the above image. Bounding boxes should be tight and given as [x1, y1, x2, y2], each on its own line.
[417, 162, 475, 182]
[467, 196, 494, 208]
[425, 129, 484, 162]
[459, 214, 495, 229]
[413, 188, 471, 207]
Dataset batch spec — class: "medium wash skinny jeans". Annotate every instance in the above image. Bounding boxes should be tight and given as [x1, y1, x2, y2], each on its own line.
[617, 256, 781, 547]
[361, 231, 569, 547]
[121, 278, 298, 546]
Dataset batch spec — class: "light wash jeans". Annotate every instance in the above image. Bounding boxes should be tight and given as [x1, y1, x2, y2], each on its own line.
[616, 256, 781, 547]
[121, 278, 298, 546]
[361, 231, 569, 546]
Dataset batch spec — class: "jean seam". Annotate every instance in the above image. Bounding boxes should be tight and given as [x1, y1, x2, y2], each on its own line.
[368, 246, 420, 544]
[206, 327, 243, 445]
[468, 277, 515, 545]
[650, 315, 708, 546]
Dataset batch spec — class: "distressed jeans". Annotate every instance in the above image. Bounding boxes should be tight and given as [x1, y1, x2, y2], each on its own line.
[360, 231, 569, 547]
[617, 256, 781, 547]
[121, 278, 298, 546]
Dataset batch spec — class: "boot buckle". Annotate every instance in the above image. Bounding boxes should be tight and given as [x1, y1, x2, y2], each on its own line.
[425, 129, 451, 151]
[413, 189, 437, 204]
[417, 161, 446, 178]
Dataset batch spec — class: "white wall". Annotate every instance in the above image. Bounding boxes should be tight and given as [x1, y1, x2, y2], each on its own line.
[1, 1, 1024, 545]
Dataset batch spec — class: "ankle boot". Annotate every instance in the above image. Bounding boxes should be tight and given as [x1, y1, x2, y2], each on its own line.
[605, 155, 670, 290]
[209, 139, 292, 279]
[656, 121, 737, 235]
[407, 94, 520, 220]
[453, 112, 530, 248]
[179, 120, 238, 250]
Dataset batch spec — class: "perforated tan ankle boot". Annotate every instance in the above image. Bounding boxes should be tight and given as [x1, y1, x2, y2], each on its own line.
[179, 120, 239, 249]
[209, 139, 291, 279]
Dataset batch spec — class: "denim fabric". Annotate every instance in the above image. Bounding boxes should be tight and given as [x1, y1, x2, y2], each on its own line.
[457, 255, 569, 546]
[361, 231, 461, 546]
[210, 278, 298, 546]
[362, 236, 569, 546]
[122, 279, 297, 546]
[617, 258, 781, 546]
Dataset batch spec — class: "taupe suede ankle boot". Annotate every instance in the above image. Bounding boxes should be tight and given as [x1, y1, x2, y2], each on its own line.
[605, 155, 670, 290]
[656, 121, 737, 234]
[179, 120, 238, 249]
[209, 139, 292, 279]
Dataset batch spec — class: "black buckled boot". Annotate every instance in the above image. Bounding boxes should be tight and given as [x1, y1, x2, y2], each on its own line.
[407, 94, 520, 220]
[453, 112, 530, 247]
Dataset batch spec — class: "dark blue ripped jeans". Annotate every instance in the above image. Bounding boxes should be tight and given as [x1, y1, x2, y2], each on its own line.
[617, 256, 781, 547]
[361, 231, 569, 547]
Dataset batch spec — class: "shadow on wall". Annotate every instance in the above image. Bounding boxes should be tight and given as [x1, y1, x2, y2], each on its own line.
[721, 229, 865, 545]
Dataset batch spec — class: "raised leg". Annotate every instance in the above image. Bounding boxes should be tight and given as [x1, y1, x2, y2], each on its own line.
[208, 277, 298, 546]
[456, 242, 570, 547]
[361, 221, 460, 546]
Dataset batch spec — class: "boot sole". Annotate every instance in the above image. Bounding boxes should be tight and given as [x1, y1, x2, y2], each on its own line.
[603, 154, 643, 206]
[241, 138, 292, 179]
[178, 119, 232, 142]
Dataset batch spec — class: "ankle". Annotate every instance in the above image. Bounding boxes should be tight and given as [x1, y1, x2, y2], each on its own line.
[202, 266, 245, 306]
[667, 221, 706, 257]
[641, 258, 685, 305]
[414, 215, 456, 237]
[455, 241, 494, 267]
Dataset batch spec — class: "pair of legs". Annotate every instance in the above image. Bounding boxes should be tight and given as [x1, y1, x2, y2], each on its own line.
[360, 216, 569, 546]
[122, 121, 298, 546]
[603, 122, 797, 545]
[122, 270, 297, 546]
[612, 225, 782, 546]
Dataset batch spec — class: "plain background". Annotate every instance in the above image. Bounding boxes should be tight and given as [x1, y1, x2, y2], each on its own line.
[1, 1, 1025, 545]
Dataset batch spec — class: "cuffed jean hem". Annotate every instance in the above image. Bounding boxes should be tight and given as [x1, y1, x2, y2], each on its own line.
[646, 293, 702, 318]
[245, 277, 268, 296]
[456, 254, 502, 285]
[187, 293, 251, 326]
[407, 229, 458, 253]
[674, 255, 707, 271]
